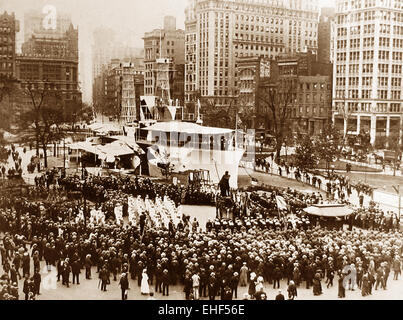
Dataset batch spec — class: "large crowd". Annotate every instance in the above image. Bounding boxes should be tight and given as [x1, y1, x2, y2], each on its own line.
[0, 169, 402, 301]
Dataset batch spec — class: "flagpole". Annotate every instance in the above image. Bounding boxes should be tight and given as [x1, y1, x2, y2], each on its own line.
[235, 112, 238, 150]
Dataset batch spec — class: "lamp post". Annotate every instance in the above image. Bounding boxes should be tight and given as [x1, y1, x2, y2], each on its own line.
[392, 184, 401, 220]
[63, 138, 66, 170]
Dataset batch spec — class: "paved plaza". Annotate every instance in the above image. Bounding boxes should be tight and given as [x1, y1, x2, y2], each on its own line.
[2, 201, 403, 300]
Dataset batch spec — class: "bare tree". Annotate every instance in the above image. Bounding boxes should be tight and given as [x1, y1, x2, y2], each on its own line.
[337, 91, 350, 141]
[19, 82, 64, 169]
[258, 78, 296, 161]
[0, 75, 20, 131]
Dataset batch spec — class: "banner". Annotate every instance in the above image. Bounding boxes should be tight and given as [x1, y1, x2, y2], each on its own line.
[167, 106, 177, 120]
[140, 107, 145, 121]
[275, 195, 288, 211]
[132, 156, 141, 169]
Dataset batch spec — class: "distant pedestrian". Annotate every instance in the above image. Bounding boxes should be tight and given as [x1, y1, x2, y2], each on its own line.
[119, 273, 129, 300]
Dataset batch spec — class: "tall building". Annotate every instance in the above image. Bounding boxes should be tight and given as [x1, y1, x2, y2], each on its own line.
[93, 59, 144, 124]
[332, 0, 403, 145]
[92, 27, 117, 81]
[92, 26, 144, 93]
[184, 0, 320, 107]
[16, 16, 81, 114]
[185, 0, 197, 104]
[24, 9, 72, 42]
[279, 52, 332, 135]
[117, 61, 144, 124]
[318, 7, 336, 64]
[236, 56, 273, 128]
[0, 11, 19, 78]
[143, 16, 185, 99]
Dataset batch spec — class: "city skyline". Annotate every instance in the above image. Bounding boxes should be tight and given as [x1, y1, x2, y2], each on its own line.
[0, 0, 336, 103]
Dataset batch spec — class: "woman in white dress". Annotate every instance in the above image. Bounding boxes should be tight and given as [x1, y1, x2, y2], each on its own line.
[140, 268, 150, 295]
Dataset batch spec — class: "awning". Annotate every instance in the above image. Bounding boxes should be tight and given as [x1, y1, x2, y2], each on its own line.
[67, 141, 99, 154]
[303, 204, 354, 217]
[110, 136, 145, 154]
[144, 122, 234, 135]
[96, 140, 136, 157]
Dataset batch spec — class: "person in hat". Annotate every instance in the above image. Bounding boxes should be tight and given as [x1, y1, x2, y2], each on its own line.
[99, 266, 109, 292]
[191, 272, 200, 300]
[326, 268, 335, 288]
[248, 272, 256, 298]
[22, 252, 30, 277]
[218, 171, 230, 197]
[85, 254, 92, 279]
[71, 258, 81, 285]
[337, 271, 346, 298]
[62, 258, 71, 288]
[32, 269, 41, 295]
[119, 273, 129, 300]
[254, 276, 265, 300]
[275, 289, 285, 300]
[287, 280, 297, 300]
[273, 264, 281, 289]
[230, 272, 239, 299]
[221, 280, 233, 300]
[393, 256, 401, 280]
[208, 272, 217, 300]
[162, 269, 170, 296]
[22, 274, 30, 300]
[239, 262, 248, 286]
[361, 272, 370, 297]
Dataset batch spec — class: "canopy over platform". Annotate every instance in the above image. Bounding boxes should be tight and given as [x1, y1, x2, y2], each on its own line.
[67, 141, 99, 154]
[109, 136, 145, 154]
[144, 121, 234, 135]
[96, 140, 136, 157]
[303, 204, 354, 217]
[68, 138, 143, 163]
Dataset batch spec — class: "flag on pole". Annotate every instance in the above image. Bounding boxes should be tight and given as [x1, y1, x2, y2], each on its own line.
[290, 214, 297, 229]
[275, 195, 288, 211]
[140, 107, 145, 121]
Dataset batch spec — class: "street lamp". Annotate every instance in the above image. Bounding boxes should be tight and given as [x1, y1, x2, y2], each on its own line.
[392, 184, 401, 220]
[63, 138, 66, 170]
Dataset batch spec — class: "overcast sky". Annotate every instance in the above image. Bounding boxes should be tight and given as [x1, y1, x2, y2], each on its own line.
[0, 0, 336, 102]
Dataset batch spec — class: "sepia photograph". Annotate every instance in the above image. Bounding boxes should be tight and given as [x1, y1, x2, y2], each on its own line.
[0, 0, 402, 304]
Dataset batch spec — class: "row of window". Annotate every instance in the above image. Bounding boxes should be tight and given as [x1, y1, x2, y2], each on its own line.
[0, 62, 12, 70]
[334, 88, 402, 100]
[0, 45, 13, 53]
[0, 36, 13, 43]
[336, 64, 403, 75]
[338, 0, 403, 11]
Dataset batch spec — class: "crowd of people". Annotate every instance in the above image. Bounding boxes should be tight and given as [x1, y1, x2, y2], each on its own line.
[255, 156, 374, 204]
[0, 169, 402, 301]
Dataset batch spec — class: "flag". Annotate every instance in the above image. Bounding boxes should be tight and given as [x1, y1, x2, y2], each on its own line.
[132, 156, 141, 169]
[290, 215, 297, 229]
[167, 105, 177, 120]
[140, 107, 145, 121]
[275, 195, 288, 211]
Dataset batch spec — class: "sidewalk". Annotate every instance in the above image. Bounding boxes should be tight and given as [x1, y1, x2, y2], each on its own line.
[243, 159, 371, 209]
